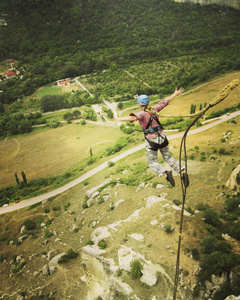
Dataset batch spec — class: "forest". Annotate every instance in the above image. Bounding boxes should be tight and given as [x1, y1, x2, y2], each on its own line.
[0, 0, 240, 106]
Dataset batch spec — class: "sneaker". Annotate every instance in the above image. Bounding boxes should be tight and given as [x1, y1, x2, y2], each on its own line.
[165, 171, 175, 187]
[182, 173, 189, 188]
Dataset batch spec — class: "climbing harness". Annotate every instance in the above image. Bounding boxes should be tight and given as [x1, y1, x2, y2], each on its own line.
[143, 108, 164, 135]
[172, 79, 240, 300]
[143, 108, 168, 150]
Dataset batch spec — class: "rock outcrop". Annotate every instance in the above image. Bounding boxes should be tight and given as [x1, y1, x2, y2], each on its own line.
[226, 164, 240, 192]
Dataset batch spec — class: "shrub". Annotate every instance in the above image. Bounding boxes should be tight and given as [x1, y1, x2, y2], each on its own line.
[219, 148, 231, 155]
[98, 197, 105, 205]
[203, 208, 221, 227]
[191, 248, 200, 260]
[59, 248, 78, 264]
[200, 236, 231, 255]
[64, 202, 71, 211]
[173, 199, 181, 206]
[108, 161, 115, 167]
[66, 248, 78, 259]
[200, 152, 206, 161]
[224, 195, 240, 213]
[165, 224, 173, 233]
[22, 219, 36, 230]
[199, 252, 238, 282]
[98, 239, 107, 249]
[82, 198, 88, 209]
[130, 259, 143, 279]
[195, 202, 210, 211]
[44, 208, 50, 213]
[44, 230, 53, 238]
[85, 240, 94, 246]
[52, 206, 61, 211]
[223, 220, 240, 241]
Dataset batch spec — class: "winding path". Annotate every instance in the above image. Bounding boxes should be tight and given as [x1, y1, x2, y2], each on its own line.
[0, 111, 239, 215]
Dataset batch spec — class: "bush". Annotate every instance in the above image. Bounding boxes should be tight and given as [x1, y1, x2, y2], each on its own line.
[130, 259, 143, 279]
[195, 202, 211, 211]
[64, 202, 71, 211]
[165, 224, 173, 233]
[59, 248, 78, 264]
[203, 208, 221, 227]
[98, 197, 105, 205]
[199, 252, 239, 281]
[66, 248, 78, 259]
[108, 161, 115, 167]
[22, 219, 36, 230]
[224, 195, 240, 214]
[98, 239, 107, 249]
[52, 206, 61, 211]
[191, 248, 200, 260]
[82, 198, 88, 209]
[218, 148, 231, 155]
[223, 220, 240, 241]
[85, 240, 94, 246]
[200, 236, 231, 255]
[173, 199, 181, 206]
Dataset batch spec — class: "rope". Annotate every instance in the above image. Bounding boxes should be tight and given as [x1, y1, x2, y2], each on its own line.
[172, 79, 240, 300]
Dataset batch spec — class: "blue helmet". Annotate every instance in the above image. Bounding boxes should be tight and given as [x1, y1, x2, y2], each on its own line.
[137, 94, 149, 105]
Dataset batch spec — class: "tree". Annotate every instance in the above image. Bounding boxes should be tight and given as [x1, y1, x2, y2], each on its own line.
[15, 173, 20, 185]
[21, 171, 27, 185]
[117, 103, 123, 109]
[18, 119, 32, 134]
[107, 109, 113, 119]
[63, 112, 73, 120]
[72, 110, 81, 119]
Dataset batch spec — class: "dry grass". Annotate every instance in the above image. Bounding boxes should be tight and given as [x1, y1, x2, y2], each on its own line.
[0, 123, 127, 188]
[121, 71, 240, 118]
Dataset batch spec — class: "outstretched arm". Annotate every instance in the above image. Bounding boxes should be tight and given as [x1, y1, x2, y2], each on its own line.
[167, 87, 184, 103]
[114, 115, 137, 122]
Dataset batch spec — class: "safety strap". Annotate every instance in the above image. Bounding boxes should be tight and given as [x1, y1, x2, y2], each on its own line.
[143, 109, 163, 134]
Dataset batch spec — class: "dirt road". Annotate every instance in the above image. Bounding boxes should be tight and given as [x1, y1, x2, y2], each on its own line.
[0, 111, 239, 215]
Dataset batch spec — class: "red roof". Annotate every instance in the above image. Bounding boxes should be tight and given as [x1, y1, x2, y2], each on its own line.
[5, 71, 15, 76]
[57, 80, 70, 86]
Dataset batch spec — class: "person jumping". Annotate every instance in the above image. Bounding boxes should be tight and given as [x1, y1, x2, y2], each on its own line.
[115, 88, 189, 188]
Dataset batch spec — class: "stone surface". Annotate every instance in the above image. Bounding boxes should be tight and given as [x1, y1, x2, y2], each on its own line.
[226, 164, 240, 192]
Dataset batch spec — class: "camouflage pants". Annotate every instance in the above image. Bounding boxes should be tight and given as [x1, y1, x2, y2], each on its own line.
[145, 137, 180, 176]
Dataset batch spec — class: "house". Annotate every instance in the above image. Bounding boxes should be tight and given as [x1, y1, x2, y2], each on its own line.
[6, 59, 17, 69]
[5, 71, 16, 79]
[57, 79, 71, 86]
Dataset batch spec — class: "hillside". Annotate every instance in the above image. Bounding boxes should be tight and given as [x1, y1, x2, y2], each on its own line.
[0, 0, 240, 105]
[0, 1, 240, 299]
[0, 114, 239, 299]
